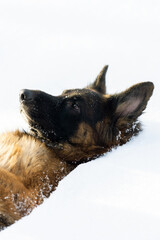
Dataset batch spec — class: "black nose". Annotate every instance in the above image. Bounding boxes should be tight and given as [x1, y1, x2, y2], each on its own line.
[19, 89, 35, 102]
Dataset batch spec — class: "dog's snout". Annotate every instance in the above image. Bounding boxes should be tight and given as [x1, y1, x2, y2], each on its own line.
[20, 89, 35, 102]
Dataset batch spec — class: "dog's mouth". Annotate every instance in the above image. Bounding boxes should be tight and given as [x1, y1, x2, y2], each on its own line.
[19, 91, 44, 137]
[20, 104, 40, 136]
[19, 94, 37, 124]
[20, 105, 52, 140]
[19, 91, 57, 141]
[20, 104, 32, 124]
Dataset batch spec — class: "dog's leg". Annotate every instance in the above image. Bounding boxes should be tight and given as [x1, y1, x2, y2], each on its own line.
[0, 168, 34, 230]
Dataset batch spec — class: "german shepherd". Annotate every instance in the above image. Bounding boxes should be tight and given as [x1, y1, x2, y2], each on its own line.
[0, 66, 154, 230]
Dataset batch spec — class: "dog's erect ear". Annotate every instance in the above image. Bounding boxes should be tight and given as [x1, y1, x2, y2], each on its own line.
[111, 82, 154, 123]
[87, 65, 109, 94]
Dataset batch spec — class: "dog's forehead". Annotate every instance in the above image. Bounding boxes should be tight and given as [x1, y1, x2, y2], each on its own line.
[62, 88, 99, 98]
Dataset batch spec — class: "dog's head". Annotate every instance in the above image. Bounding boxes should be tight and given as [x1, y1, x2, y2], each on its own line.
[20, 66, 154, 151]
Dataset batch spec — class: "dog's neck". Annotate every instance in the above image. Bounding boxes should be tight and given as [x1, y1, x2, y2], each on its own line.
[95, 118, 141, 147]
[25, 116, 141, 167]
[34, 120, 141, 165]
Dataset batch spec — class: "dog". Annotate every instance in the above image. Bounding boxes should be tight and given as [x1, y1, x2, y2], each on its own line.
[0, 66, 154, 230]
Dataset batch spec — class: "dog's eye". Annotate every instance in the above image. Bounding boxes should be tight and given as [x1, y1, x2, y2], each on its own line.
[66, 100, 80, 114]
[72, 103, 79, 111]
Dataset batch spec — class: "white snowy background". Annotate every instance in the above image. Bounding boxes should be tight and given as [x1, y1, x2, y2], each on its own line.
[0, 0, 160, 239]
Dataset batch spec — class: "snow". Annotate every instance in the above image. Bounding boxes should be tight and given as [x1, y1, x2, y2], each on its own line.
[1, 116, 160, 240]
[0, 0, 160, 239]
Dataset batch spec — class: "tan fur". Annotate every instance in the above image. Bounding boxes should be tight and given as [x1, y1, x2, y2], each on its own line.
[0, 128, 111, 229]
[0, 122, 117, 229]
[0, 131, 75, 229]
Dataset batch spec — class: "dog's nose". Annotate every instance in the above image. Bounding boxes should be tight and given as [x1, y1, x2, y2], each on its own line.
[19, 89, 34, 102]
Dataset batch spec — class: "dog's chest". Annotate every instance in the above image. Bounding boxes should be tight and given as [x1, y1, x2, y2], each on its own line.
[0, 131, 52, 172]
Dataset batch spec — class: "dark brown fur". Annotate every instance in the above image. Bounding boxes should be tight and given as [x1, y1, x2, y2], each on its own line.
[0, 66, 154, 230]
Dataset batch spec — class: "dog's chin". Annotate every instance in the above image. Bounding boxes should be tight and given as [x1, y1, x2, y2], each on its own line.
[20, 106, 34, 128]
[20, 105, 58, 143]
[20, 106, 40, 136]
